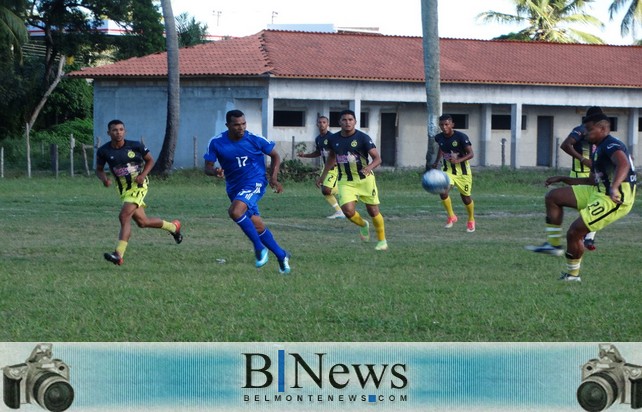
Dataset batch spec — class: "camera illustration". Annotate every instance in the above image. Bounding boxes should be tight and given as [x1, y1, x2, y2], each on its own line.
[3, 343, 74, 411]
[577, 344, 642, 411]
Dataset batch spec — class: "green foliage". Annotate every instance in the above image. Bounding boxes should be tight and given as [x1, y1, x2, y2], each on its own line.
[112, 0, 166, 60]
[41, 64, 93, 125]
[176, 12, 209, 47]
[0, 169, 641, 341]
[278, 158, 319, 182]
[31, 117, 94, 148]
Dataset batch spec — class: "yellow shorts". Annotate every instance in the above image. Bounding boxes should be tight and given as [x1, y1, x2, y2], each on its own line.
[338, 173, 380, 206]
[322, 168, 339, 189]
[446, 172, 473, 197]
[120, 185, 148, 208]
[573, 184, 636, 232]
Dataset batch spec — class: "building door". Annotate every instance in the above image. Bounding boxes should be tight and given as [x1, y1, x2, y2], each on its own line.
[537, 116, 554, 167]
[380, 113, 397, 167]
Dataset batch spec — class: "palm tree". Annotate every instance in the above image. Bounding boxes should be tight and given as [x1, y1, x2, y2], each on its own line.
[0, 1, 28, 62]
[609, 0, 642, 39]
[478, 0, 605, 43]
[421, 0, 440, 170]
[153, 0, 180, 176]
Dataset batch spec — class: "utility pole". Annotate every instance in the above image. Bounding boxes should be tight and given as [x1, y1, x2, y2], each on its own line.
[421, 0, 441, 170]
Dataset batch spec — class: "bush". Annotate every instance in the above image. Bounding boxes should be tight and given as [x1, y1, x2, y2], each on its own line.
[278, 159, 319, 182]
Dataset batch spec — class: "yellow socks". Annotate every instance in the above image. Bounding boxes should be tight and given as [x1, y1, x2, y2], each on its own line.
[348, 211, 367, 227]
[465, 200, 475, 222]
[161, 220, 177, 233]
[546, 224, 563, 247]
[372, 213, 386, 241]
[324, 195, 342, 212]
[566, 257, 582, 277]
[441, 196, 455, 217]
[115, 240, 128, 258]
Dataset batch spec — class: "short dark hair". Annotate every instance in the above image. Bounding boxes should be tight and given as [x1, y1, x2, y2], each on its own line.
[585, 106, 603, 117]
[226, 109, 245, 123]
[339, 109, 356, 119]
[584, 112, 609, 125]
[317, 115, 329, 121]
[107, 119, 124, 130]
[439, 114, 453, 122]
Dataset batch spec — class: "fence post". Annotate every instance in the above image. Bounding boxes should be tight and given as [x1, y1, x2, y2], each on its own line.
[82, 144, 90, 176]
[501, 138, 507, 167]
[50, 144, 59, 178]
[26, 122, 31, 178]
[69, 134, 75, 177]
[1, 147, 4, 178]
[291, 136, 295, 160]
[193, 136, 198, 169]
[554, 137, 559, 171]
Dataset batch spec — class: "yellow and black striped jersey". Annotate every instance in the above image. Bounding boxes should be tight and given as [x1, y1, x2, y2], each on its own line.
[435, 130, 472, 176]
[327, 130, 376, 182]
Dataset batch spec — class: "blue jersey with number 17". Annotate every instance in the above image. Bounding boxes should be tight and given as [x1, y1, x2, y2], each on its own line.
[204, 130, 276, 191]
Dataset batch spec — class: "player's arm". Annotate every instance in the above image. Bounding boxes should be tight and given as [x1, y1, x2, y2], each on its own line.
[297, 148, 321, 158]
[430, 149, 444, 170]
[267, 148, 283, 193]
[95, 163, 111, 187]
[560, 135, 592, 168]
[361, 147, 381, 176]
[544, 175, 592, 187]
[204, 161, 224, 177]
[135, 152, 154, 185]
[317, 150, 336, 188]
[451, 145, 474, 164]
[608, 150, 631, 204]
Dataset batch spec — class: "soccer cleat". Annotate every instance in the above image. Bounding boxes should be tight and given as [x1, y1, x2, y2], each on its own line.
[171, 220, 183, 244]
[255, 248, 269, 268]
[104, 251, 123, 266]
[375, 240, 388, 251]
[466, 221, 476, 233]
[359, 221, 370, 242]
[524, 242, 564, 257]
[327, 210, 346, 219]
[444, 215, 458, 228]
[584, 238, 596, 251]
[559, 272, 582, 282]
[278, 253, 291, 274]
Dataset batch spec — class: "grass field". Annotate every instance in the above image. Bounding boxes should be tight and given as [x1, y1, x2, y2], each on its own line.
[1, 168, 640, 342]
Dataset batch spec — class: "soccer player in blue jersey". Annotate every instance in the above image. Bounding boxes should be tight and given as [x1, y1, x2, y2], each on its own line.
[430, 114, 476, 232]
[204, 110, 290, 274]
[559, 106, 603, 251]
[298, 115, 345, 219]
[96, 119, 182, 266]
[317, 109, 388, 251]
[526, 112, 636, 281]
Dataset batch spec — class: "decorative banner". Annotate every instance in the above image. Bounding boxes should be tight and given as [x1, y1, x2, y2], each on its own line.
[2, 342, 640, 412]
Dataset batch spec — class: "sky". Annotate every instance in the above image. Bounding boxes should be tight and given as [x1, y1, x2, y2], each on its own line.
[171, 0, 633, 45]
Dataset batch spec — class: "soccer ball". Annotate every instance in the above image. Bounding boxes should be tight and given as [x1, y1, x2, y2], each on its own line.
[421, 169, 450, 194]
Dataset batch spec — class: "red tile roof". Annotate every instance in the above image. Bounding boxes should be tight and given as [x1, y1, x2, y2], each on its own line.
[68, 30, 642, 88]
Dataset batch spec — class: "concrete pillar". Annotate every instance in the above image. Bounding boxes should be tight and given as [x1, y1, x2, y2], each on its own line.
[479, 104, 492, 166]
[510, 103, 523, 169]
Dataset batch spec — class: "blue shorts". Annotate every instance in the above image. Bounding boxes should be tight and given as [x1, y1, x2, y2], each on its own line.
[227, 182, 266, 216]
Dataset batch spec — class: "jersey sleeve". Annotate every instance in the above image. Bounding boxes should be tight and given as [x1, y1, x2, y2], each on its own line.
[203, 137, 219, 163]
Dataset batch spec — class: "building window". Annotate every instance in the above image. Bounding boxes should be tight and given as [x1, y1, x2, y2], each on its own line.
[639, 117, 642, 132]
[491, 114, 527, 130]
[450, 114, 468, 129]
[330, 111, 369, 128]
[274, 110, 305, 127]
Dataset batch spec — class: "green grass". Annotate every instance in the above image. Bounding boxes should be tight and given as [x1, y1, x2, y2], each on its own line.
[1, 168, 640, 342]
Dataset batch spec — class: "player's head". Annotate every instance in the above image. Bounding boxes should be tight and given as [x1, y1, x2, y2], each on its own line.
[107, 119, 125, 132]
[585, 106, 603, 118]
[338, 110, 357, 134]
[438, 114, 454, 134]
[317, 115, 329, 132]
[225, 110, 247, 139]
[584, 112, 610, 144]
[226, 109, 245, 124]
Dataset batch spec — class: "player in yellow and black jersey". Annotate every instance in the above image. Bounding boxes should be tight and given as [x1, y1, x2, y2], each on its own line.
[95, 119, 182, 266]
[317, 109, 388, 251]
[430, 114, 476, 232]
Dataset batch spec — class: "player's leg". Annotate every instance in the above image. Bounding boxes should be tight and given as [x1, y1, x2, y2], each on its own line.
[361, 176, 386, 250]
[456, 175, 475, 232]
[323, 169, 344, 219]
[228, 198, 267, 267]
[251, 214, 290, 273]
[104, 202, 137, 265]
[560, 217, 589, 281]
[439, 175, 457, 227]
[525, 186, 578, 256]
[339, 182, 370, 242]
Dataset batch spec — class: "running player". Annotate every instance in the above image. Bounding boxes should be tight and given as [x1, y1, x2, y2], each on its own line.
[559, 106, 603, 251]
[204, 109, 290, 274]
[297, 115, 345, 219]
[525, 112, 636, 281]
[317, 109, 388, 251]
[96, 119, 182, 266]
[429, 114, 476, 232]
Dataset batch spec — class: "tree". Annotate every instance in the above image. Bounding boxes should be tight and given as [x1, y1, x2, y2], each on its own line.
[478, 0, 605, 43]
[421, 0, 440, 170]
[176, 12, 208, 47]
[0, 0, 28, 62]
[152, 0, 179, 176]
[112, 0, 165, 60]
[609, 0, 642, 40]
